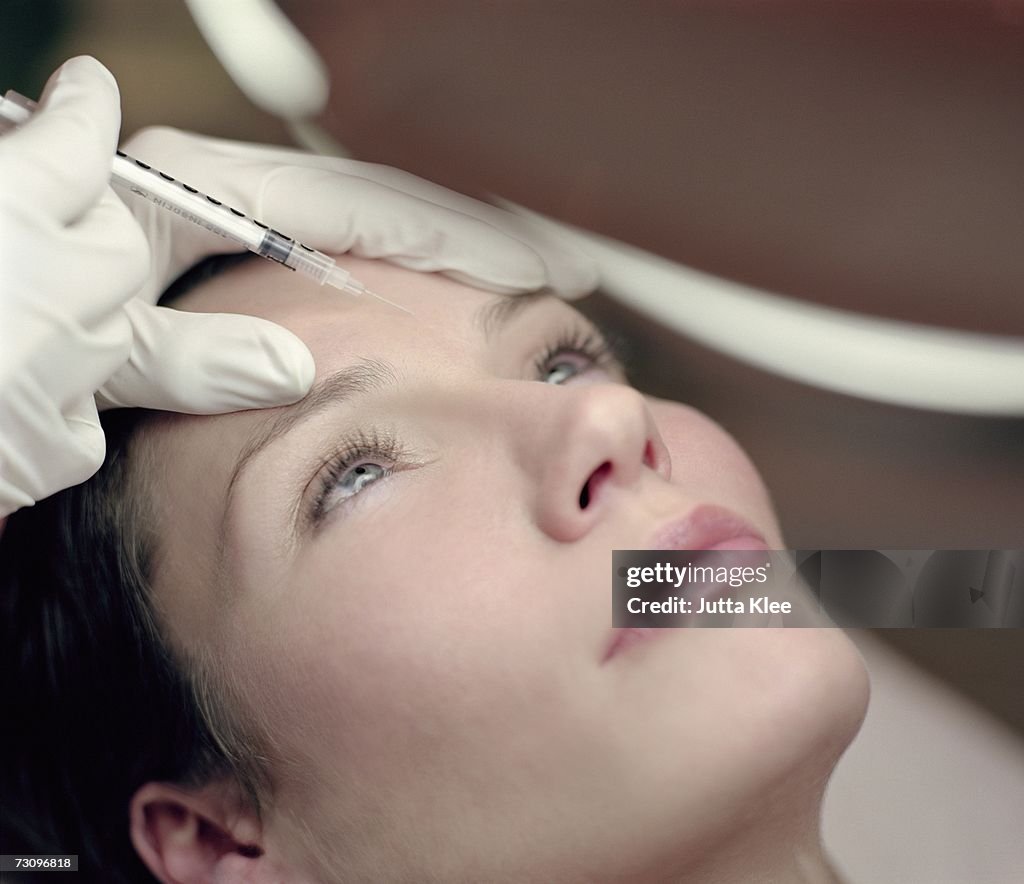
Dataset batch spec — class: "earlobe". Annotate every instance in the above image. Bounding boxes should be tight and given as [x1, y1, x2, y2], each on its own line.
[129, 781, 265, 884]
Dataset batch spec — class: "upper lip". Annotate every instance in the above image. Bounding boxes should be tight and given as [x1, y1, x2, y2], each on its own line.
[648, 504, 767, 551]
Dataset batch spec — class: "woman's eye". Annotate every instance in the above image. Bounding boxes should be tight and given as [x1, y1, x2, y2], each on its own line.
[535, 329, 622, 386]
[311, 436, 402, 526]
[334, 462, 388, 500]
[313, 460, 390, 524]
[536, 325, 622, 383]
[542, 357, 587, 385]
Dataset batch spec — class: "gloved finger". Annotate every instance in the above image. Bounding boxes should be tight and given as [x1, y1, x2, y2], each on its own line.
[96, 300, 315, 413]
[261, 167, 550, 293]
[261, 162, 599, 298]
[0, 56, 121, 227]
[117, 164, 549, 302]
[2, 186, 150, 330]
[47, 187, 151, 322]
[119, 127, 598, 300]
[0, 390, 106, 509]
[60, 394, 107, 484]
[20, 308, 134, 417]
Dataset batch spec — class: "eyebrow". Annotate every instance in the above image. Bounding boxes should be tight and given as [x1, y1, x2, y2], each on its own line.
[217, 290, 558, 564]
[217, 359, 397, 565]
[475, 289, 552, 339]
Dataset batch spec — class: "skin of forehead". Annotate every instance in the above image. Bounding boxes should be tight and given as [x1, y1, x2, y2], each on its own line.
[172, 255, 495, 358]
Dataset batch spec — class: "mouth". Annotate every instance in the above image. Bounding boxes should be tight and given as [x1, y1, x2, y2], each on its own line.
[602, 505, 770, 663]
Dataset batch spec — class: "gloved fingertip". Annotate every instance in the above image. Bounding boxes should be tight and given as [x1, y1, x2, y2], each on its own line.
[520, 236, 601, 301]
[279, 337, 317, 402]
[454, 255, 599, 300]
[450, 230, 599, 300]
[484, 197, 602, 299]
[243, 326, 316, 407]
[438, 269, 535, 296]
[63, 418, 107, 480]
[428, 246, 549, 295]
[550, 258, 601, 301]
[58, 55, 117, 85]
[44, 55, 119, 105]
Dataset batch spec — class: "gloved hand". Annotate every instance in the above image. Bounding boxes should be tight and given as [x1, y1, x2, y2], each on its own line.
[0, 56, 320, 521]
[118, 125, 598, 311]
[0, 55, 596, 521]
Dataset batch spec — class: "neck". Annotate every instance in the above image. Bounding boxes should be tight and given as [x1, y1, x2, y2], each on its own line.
[637, 763, 848, 884]
[665, 817, 844, 884]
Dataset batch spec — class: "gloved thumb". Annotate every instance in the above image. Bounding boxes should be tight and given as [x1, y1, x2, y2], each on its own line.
[97, 301, 315, 413]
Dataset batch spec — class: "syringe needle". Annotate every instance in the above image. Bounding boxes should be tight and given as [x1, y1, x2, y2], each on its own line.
[325, 265, 414, 315]
[364, 290, 415, 315]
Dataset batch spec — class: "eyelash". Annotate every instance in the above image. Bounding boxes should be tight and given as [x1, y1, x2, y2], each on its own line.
[309, 325, 627, 527]
[532, 327, 624, 382]
[310, 429, 406, 526]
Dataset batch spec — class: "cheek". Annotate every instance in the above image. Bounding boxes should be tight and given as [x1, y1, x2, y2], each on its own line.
[223, 465, 569, 784]
[646, 397, 783, 542]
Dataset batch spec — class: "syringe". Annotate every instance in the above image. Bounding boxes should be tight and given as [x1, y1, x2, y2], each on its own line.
[0, 89, 410, 314]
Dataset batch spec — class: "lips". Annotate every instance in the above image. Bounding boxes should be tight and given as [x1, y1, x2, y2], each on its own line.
[602, 505, 770, 663]
[649, 504, 768, 552]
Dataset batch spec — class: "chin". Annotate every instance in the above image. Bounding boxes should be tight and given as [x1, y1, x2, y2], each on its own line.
[709, 626, 870, 761]
[609, 627, 869, 843]
[742, 626, 869, 760]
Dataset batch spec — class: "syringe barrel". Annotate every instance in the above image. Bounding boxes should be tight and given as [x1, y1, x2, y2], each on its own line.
[257, 230, 333, 284]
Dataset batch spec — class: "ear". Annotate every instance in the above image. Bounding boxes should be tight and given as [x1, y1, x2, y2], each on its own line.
[129, 780, 271, 884]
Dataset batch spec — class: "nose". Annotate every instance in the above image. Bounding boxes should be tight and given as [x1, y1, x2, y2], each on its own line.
[521, 383, 671, 543]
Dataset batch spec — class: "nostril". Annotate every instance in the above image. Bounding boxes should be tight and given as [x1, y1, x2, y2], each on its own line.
[643, 440, 656, 469]
[579, 461, 612, 509]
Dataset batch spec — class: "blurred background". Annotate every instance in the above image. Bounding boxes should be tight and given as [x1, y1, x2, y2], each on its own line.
[2, 0, 1021, 734]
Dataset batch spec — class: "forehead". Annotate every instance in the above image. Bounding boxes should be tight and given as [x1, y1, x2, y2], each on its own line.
[173, 255, 500, 370]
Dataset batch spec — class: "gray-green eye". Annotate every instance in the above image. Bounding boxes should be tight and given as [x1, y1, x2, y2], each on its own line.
[543, 359, 585, 385]
[313, 456, 395, 525]
[335, 463, 388, 500]
[308, 431, 407, 528]
[535, 328, 621, 386]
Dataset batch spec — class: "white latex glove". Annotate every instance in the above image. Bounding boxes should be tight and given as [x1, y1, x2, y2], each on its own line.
[0, 56, 597, 520]
[0, 56, 318, 519]
[0, 57, 301, 518]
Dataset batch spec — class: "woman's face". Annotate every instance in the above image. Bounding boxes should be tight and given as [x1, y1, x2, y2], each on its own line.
[146, 257, 867, 881]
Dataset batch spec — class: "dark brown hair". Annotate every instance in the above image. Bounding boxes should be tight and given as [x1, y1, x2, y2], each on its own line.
[0, 254, 270, 883]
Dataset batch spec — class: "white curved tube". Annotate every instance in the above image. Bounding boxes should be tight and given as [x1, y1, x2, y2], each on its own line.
[183, 0, 329, 120]
[506, 204, 1024, 416]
